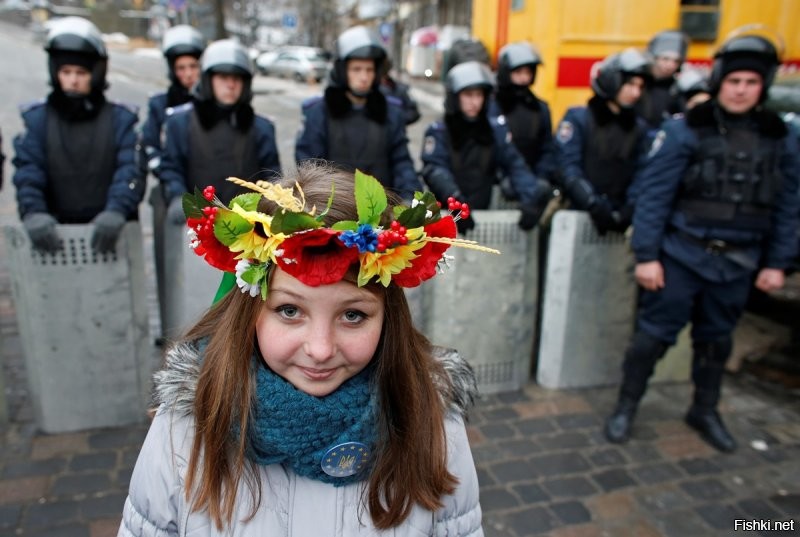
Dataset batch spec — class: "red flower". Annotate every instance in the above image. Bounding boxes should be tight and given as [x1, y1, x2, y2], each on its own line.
[189, 218, 237, 273]
[393, 216, 457, 287]
[276, 229, 359, 286]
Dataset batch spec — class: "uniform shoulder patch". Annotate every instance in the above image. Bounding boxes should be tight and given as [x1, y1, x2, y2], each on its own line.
[556, 120, 574, 144]
[423, 134, 436, 155]
[648, 129, 667, 158]
[18, 99, 46, 114]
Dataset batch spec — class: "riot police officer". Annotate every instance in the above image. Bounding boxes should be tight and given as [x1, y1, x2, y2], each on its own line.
[637, 30, 689, 130]
[13, 16, 144, 253]
[140, 25, 205, 344]
[555, 48, 652, 235]
[295, 25, 420, 200]
[420, 61, 552, 233]
[160, 38, 281, 222]
[493, 42, 556, 181]
[604, 34, 800, 453]
[141, 25, 205, 180]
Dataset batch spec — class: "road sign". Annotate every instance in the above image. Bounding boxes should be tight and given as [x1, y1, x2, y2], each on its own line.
[282, 13, 297, 29]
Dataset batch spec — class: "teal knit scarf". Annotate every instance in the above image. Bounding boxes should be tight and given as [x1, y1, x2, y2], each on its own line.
[245, 357, 378, 486]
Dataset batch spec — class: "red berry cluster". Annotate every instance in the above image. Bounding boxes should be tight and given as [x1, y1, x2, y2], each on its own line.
[447, 197, 471, 220]
[203, 186, 216, 201]
[377, 220, 409, 252]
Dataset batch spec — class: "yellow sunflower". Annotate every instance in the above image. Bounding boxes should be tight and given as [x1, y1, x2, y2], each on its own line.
[227, 204, 287, 263]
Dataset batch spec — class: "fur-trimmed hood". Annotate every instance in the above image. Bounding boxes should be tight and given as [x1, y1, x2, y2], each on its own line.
[324, 86, 388, 123]
[153, 343, 478, 418]
[686, 99, 788, 139]
[588, 94, 638, 130]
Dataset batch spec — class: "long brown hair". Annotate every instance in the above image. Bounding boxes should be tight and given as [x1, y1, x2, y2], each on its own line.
[182, 162, 457, 529]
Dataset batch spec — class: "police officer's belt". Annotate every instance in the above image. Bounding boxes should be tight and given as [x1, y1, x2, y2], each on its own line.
[675, 230, 757, 256]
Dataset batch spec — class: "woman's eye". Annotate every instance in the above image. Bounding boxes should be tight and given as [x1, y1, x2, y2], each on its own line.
[343, 310, 366, 323]
[276, 305, 299, 319]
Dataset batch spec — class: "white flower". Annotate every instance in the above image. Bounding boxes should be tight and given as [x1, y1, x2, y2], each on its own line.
[235, 259, 260, 297]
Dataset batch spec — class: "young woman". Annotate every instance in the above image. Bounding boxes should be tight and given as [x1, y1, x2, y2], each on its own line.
[118, 162, 486, 535]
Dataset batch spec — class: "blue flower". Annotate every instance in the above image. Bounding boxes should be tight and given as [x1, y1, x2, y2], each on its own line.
[340, 225, 379, 253]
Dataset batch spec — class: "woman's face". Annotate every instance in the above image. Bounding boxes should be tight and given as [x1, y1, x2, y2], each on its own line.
[256, 268, 385, 397]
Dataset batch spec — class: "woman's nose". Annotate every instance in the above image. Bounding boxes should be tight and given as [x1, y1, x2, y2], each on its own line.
[302, 323, 336, 362]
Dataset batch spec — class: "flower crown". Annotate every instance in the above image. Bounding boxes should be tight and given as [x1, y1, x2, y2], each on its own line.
[183, 171, 500, 299]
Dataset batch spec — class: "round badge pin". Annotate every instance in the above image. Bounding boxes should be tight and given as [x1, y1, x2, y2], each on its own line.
[321, 441, 370, 478]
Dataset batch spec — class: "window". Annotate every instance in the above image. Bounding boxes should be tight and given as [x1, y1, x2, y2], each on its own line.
[679, 0, 720, 41]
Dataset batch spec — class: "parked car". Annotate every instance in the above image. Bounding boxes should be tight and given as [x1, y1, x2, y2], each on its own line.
[256, 46, 330, 83]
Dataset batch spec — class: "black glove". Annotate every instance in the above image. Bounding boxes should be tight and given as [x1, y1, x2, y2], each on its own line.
[456, 215, 475, 235]
[563, 177, 597, 210]
[91, 210, 126, 253]
[518, 202, 546, 231]
[167, 197, 186, 225]
[611, 204, 634, 233]
[588, 197, 616, 235]
[23, 212, 61, 253]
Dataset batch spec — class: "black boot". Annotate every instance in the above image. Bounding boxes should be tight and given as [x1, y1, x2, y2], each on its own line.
[687, 337, 737, 453]
[604, 396, 638, 443]
[685, 405, 737, 452]
[604, 332, 669, 444]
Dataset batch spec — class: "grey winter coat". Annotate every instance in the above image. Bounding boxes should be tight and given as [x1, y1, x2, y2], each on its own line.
[118, 344, 484, 536]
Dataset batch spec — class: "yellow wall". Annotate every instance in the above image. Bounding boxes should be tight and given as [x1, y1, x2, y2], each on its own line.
[472, 0, 800, 125]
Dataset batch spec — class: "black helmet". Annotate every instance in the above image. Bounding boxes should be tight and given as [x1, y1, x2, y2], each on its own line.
[591, 48, 652, 102]
[45, 16, 107, 92]
[676, 68, 709, 96]
[444, 60, 495, 114]
[497, 42, 542, 87]
[329, 25, 386, 90]
[194, 39, 253, 103]
[162, 25, 205, 83]
[647, 30, 689, 62]
[709, 33, 781, 98]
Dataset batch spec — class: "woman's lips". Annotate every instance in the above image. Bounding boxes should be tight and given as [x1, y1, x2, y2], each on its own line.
[299, 367, 336, 380]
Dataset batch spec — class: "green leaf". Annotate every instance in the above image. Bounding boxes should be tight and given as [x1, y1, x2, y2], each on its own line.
[241, 263, 266, 285]
[396, 203, 428, 228]
[417, 192, 442, 224]
[182, 188, 210, 220]
[331, 220, 359, 231]
[229, 193, 261, 212]
[271, 210, 321, 235]
[354, 170, 387, 226]
[213, 209, 254, 246]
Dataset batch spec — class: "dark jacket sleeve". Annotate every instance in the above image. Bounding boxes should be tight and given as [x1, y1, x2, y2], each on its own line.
[140, 94, 166, 176]
[159, 112, 191, 203]
[385, 105, 421, 200]
[12, 105, 50, 218]
[554, 107, 590, 188]
[764, 129, 800, 268]
[105, 105, 145, 218]
[254, 116, 282, 180]
[295, 99, 327, 163]
[420, 122, 460, 203]
[396, 83, 421, 125]
[630, 118, 694, 263]
[494, 120, 539, 206]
